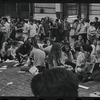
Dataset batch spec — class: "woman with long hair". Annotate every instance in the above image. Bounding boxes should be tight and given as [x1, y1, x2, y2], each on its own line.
[61, 42, 76, 70]
[48, 42, 62, 69]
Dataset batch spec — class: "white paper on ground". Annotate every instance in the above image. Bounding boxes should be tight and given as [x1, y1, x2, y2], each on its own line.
[1, 65, 7, 68]
[5, 59, 15, 63]
[7, 82, 13, 85]
[29, 66, 39, 75]
[0, 67, 7, 70]
[78, 85, 89, 90]
[18, 71, 26, 73]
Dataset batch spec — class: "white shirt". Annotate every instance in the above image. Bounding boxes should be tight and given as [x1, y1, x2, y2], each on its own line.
[23, 23, 29, 34]
[76, 52, 85, 67]
[29, 23, 38, 37]
[91, 44, 96, 55]
[87, 26, 97, 36]
[2, 22, 10, 38]
[30, 48, 46, 67]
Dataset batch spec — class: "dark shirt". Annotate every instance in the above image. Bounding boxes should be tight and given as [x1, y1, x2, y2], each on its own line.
[17, 43, 31, 55]
[94, 21, 100, 30]
[16, 22, 23, 33]
[43, 21, 50, 33]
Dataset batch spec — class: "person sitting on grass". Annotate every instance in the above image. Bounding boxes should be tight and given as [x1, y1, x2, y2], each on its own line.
[31, 68, 78, 97]
[16, 38, 32, 66]
[76, 44, 96, 82]
[21, 36, 46, 73]
[48, 42, 63, 69]
[61, 41, 76, 71]
[0, 38, 12, 62]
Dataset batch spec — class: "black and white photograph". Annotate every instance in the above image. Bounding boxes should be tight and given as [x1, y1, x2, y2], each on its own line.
[0, 2, 100, 97]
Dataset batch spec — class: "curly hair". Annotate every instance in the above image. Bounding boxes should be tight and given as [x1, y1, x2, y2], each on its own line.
[31, 68, 78, 97]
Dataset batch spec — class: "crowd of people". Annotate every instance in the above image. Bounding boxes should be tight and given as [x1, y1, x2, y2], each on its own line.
[0, 16, 100, 96]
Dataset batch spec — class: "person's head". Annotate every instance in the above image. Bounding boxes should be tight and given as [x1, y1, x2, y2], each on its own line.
[55, 19, 59, 23]
[16, 17, 21, 22]
[74, 19, 79, 24]
[78, 35, 82, 41]
[1, 17, 8, 24]
[41, 18, 45, 24]
[46, 39, 51, 46]
[45, 38, 54, 46]
[29, 19, 34, 25]
[81, 18, 84, 23]
[64, 18, 67, 22]
[95, 17, 99, 22]
[62, 42, 71, 52]
[90, 22, 94, 26]
[83, 44, 93, 57]
[27, 38, 31, 44]
[37, 20, 41, 26]
[60, 19, 63, 23]
[31, 36, 39, 49]
[31, 68, 78, 97]
[75, 47, 81, 52]
[33, 19, 37, 24]
[45, 16, 49, 21]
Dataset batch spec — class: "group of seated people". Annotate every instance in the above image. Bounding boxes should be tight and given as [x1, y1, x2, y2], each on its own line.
[1, 34, 100, 96]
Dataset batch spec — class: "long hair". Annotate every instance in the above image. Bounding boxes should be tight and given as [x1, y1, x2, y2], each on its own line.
[62, 42, 71, 53]
[31, 36, 39, 49]
[48, 42, 62, 67]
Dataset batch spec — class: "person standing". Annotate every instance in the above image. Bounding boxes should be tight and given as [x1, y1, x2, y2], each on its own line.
[1, 17, 10, 41]
[63, 18, 71, 41]
[15, 18, 24, 41]
[94, 17, 100, 30]
[77, 18, 89, 43]
[28, 19, 38, 38]
[23, 20, 29, 41]
[38, 19, 45, 41]
[43, 17, 51, 38]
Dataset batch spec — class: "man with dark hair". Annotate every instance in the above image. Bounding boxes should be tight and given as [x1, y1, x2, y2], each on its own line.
[16, 39, 32, 65]
[31, 68, 78, 97]
[28, 19, 38, 38]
